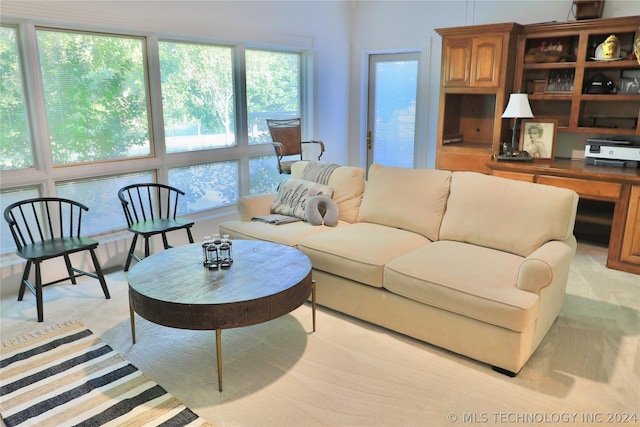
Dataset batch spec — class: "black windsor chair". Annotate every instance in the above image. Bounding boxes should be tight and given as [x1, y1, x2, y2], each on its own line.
[118, 183, 195, 271]
[3, 197, 111, 322]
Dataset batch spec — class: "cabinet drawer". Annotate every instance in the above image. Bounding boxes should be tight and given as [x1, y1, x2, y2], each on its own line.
[538, 175, 621, 200]
[491, 170, 535, 182]
[438, 152, 491, 174]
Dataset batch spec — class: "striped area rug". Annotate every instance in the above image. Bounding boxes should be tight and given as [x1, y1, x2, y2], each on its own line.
[0, 322, 213, 427]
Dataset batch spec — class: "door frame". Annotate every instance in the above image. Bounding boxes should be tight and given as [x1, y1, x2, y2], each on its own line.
[361, 47, 432, 172]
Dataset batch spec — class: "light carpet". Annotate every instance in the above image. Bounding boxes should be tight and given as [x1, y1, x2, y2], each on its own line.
[0, 321, 213, 427]
[0, 242, 638, 426]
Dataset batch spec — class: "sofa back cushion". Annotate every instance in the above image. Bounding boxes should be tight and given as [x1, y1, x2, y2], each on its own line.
[439, 172, 579, 257]
[357, 164, 452, 241]
[292, 161, 365, 223]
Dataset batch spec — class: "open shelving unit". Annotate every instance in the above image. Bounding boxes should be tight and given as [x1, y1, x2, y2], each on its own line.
[514, 16, 640, 139]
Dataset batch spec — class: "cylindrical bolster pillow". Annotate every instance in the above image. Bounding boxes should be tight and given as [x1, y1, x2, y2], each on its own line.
[305, 195, 339, 226]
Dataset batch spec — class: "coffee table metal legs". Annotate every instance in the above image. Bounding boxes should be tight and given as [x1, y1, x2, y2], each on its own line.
[312, 280, 316, 332]
[129, 299, 136, 344]
[216, 329, 223, 392]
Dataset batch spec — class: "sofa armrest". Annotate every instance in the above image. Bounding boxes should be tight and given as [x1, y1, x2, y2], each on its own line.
[517, 236, 577, 294]
[237, 193, 276, 221]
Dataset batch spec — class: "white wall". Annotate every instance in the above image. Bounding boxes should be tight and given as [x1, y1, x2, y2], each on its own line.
[349, 0, 639, 168]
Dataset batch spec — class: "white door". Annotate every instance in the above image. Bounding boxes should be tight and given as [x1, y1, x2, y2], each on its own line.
[366, 52, 420, 169]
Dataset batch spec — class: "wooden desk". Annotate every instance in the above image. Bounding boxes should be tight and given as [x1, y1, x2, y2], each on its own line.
[487, 159, 640, 275]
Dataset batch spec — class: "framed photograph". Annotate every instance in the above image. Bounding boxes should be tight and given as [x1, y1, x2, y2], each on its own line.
[519, 119, 557, 160]
[545, 70, 575, 93]
[619, 69, 640, 94]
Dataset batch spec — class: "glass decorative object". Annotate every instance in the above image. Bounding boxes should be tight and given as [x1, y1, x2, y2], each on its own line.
[202, 235, 220, 268]
[202, 236, 211, 266]
[219, 235, 233, 268]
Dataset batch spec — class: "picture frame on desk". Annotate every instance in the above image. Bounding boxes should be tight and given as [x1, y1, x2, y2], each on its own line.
[545, 69, 575, 93]
[519, 119, 557, 161]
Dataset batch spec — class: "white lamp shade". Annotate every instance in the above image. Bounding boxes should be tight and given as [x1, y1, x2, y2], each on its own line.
[502, 93, 534, 119]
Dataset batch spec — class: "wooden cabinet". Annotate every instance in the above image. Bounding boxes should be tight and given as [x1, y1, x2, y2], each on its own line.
[436, 17, 639, 174]
[621, 185, 640, 266]
[514, 16, 640, 138]
[443, 35, 503, 87]
[435, 23, 522, 173]
[487, 159, 640, 275]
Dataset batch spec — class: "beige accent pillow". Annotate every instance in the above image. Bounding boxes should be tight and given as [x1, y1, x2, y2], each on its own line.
[439, 172, 579, 257]
[292, 161, 365, 223]
[271, 178, 334, 221]
[357, 164, 452, 241]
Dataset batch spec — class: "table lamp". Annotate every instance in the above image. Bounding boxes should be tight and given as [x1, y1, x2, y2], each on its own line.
[502, 93, 534, 151]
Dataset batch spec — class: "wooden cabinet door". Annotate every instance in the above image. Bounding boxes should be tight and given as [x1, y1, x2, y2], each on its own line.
[443, 38, 471, 87]
[621, 185, 640, 266]
[470, 36, 502, 87]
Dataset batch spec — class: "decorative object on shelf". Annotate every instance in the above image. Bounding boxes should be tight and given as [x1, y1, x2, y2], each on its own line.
[496, 141, 533, 162]
[619, 69, 640, 95]
[502, 93, 534, 151]
[584, 73, 617, 94]
[519, 119, 557, 160]
[545, 69, 575, 93]
[593, 34, 623, 61]
[572, 0, 604, 20]
[219, 234, 233, 268]
[496, 150, 533, 162]
[524, 37, 575, 63]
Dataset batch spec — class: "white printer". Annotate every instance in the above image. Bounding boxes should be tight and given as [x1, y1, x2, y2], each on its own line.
[585, 138, 640, 168]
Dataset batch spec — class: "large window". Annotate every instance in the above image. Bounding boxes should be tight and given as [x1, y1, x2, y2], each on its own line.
[246, 49, 301, 144]
[0, 23, 306, 254]
[0, 26, 32, 170]
[37, 29, 151, 164]
[168, 162, 238, 213]
[159, 41, 235, 153]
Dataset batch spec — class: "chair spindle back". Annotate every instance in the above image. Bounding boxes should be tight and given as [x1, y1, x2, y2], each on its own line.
[118, 183, 184, 228]
[4, 198, 87, 250]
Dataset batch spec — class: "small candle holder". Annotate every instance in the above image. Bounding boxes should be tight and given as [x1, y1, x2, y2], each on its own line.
[206, 243, 219, 269]
[202, 236, 211, 266]
[219, 235, 233, 268]
[202, 235, 220, 268]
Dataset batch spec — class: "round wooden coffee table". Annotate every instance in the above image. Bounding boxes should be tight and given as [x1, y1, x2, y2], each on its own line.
[127, 239, 315, 391]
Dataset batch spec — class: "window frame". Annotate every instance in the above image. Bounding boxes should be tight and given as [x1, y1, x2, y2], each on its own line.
[0, 20, 314, 254]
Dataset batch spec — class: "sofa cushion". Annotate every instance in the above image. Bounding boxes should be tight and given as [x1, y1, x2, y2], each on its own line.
[384, 240, 539, 332]
[292, 161, 365, 223]
[219, 219, 350, 247]
[298, 222, 430, 288]
[357, 164, 451, 240]
[439, 172, 578, 257]
[271, 178, 333, 221]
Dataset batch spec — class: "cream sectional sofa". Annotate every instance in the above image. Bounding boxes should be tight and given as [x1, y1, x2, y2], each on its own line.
[220, 161, 579, 375]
